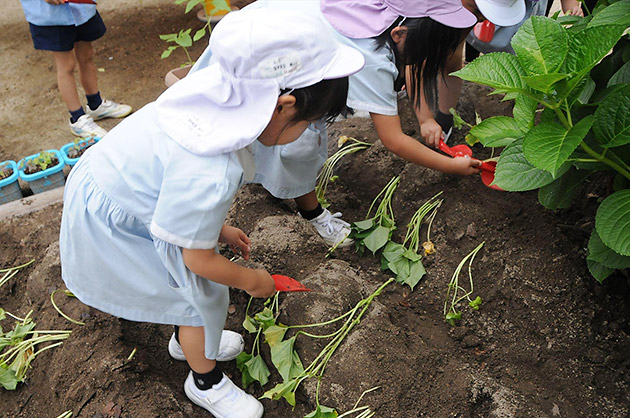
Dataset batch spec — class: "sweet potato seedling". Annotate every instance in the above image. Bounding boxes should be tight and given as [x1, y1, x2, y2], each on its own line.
[443, 242, 485, 326]
[316, 136, 371, 209]
[237, 279, 393, 416]
[0, 260, 34, 288]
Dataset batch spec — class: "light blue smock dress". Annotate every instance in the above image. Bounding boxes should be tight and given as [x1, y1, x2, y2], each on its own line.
[466, 0, 548, 54]
[191, 0, 399, 199]
[59, 102, 246, 360]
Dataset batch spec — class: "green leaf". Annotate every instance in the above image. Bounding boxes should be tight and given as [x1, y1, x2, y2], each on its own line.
[236, 352, 256, 388]
[538, 167, 590, 210]
[595, 189, 630, 256]
[512, 16, 568, 75]
[352, 218, 375, 231]
[445, 311, 461, 326]
[243, 315, 258, 334]
[382, 241, 405, 262]
[270, 337, 303, 382]
[175, 29, 193, 48]
[588, 0, 630, 27]
[254, 307, 276, 330]
[363, 225, 391, 254]
[513, 94, 538, 130]
[159, 33, 178, 41]
[391, 257, 411, 284]
[494, 139, 569, 191]
[193, 28, 206, 42]
[587, 258, 615, 283]
[264, 324, 288, 347]
[523, 116, 593, 175]
[608, 62, 630, 87]
[469, 296, 482, 310]
[564, 25, 626, 76]
[452, 52, 526, 94]
[470, 116, 524, 147]
[573, 76, 596, 105]
[0, 367, 18, 390]
[245, 354, 271, 387]
[185, 0, 204, 14]
[588, 230, 630, 269]
[404, 260, 426, 291]
[261, 379, 298, 406]
[522, 73, 570, 93]
[593, 85, 630, 148]
[305, 405, 339, 418]
[402, 248, 421, 262]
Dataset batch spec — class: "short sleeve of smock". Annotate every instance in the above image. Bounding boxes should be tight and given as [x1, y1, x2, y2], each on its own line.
[345, 38, 399, 116]
[150, 155, 239, 250]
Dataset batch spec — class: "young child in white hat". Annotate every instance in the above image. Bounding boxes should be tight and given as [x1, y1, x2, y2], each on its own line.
[191, 0, 483, 250]
[58, 7, 364, 418]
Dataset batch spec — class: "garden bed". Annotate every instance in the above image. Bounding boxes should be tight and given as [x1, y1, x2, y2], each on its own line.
[1, 0, 628, 416]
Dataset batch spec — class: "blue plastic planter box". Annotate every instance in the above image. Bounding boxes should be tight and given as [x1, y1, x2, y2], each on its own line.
[18, 149, 66, 194]
[0, 160, 23, 204]
[60, 136, 100, 166]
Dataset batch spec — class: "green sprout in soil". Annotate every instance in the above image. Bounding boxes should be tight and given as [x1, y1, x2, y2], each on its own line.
[381, 193, 443, 290]
[56, 411, 73, 418]
[67, 137, 97, 159]
[237, 279, 394, 416]
[443, 242, 485, 326]
[20, 151, 58, 175]
[0, 310, 71, 390]
[0, 162, 13, 181]
[316, 136, 371, 209]
[160, 0, 230, 66]
[348, 176, 400, 256]
[0, 260, 34, 288]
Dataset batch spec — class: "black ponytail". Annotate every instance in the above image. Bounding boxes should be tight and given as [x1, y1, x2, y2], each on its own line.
[374, 17, 468, 109]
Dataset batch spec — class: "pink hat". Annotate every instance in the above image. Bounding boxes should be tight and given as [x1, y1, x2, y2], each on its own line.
[321, 0, 478, 39]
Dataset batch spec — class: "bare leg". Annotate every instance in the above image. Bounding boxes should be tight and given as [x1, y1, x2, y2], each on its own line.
[74, 41, 99, 96]
[294, 190, 319, 212]
[179, 326, 217, 373]
[52, 51, 81, 111]
[437, 40, 465, 115]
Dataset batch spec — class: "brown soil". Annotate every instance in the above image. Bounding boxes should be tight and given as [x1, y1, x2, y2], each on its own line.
[2, 1, 629, 417]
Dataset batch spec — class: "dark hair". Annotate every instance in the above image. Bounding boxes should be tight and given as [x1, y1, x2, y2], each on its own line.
[282, 77, 349, 123]
[373, 17, 468, 109]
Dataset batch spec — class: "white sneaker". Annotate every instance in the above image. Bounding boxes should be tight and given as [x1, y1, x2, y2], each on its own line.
[184, 372, 264, 418]
[169, 330, 244, 362]
[308, 208, 354, 248]
[87, 99, 132, 120]
[69, 114, 108, 138]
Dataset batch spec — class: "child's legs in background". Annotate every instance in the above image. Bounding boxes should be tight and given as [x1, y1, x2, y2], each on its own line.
[52, 50, 82, 111]
[179, 325, 217, 373]
[74, 41, 99, 96]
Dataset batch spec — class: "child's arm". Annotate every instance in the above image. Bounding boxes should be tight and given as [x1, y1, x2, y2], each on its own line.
[561, 0, 584, 16]
[370, 113, 481, 175]
[182, 248, 276, 298]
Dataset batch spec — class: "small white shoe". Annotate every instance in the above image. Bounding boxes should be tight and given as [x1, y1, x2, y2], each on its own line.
[87, 99, 132, 120]
[169, 330, 244, 362]
[308, 208, 354, 248]
[69, 114, 108, 138]
[184, 372, 264, 418]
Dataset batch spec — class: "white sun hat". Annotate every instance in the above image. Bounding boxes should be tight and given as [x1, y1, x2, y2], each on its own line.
[155, 8, 365, 156]
[474, 0, 526, 27]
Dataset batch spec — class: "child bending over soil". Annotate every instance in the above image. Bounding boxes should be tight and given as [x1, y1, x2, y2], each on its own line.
[191, 0, 483, 251]
[59, 8, 364, 418]
[19, 0, 132, 138]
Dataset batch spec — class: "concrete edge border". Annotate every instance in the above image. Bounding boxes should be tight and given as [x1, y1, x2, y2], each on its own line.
[0, 187, 64, 221]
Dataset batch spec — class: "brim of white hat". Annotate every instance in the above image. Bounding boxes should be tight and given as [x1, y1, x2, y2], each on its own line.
[475, 0, 526, 26]
[430, 7, 478, 29]
[321, 44, 366, 80]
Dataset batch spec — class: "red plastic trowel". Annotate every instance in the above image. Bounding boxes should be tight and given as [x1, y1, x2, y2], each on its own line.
[439, 139, 503, 191]
[272, 274, 311, 292]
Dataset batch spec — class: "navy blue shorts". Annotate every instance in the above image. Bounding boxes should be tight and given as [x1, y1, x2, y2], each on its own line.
[29, 11, 106, 52]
